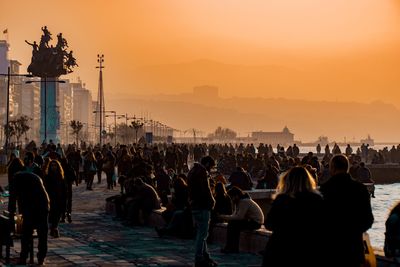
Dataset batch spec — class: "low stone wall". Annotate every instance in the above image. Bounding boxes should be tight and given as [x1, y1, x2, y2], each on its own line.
[368, 164, 400, 184]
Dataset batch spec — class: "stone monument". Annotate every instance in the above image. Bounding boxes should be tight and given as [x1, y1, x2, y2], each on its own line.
[26, 26, 77, 143]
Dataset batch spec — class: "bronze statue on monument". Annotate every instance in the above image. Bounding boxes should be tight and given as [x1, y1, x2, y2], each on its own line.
[26, 26, 77, 77]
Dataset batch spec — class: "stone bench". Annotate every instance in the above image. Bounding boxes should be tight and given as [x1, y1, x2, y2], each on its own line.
[209, 222, 270, 253]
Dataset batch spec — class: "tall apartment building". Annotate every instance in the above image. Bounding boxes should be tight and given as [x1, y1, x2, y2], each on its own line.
[12, 80, 41, 143]
[72, 80, 94, 143]
[0, 40, 10, 136]
[58, 80, 74, 144]
[0, 40, 9, 74]
[0, 43, 29, 144]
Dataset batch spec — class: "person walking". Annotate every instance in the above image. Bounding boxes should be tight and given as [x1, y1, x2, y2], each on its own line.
[84, 151, 97, 190]
[102, 151, 116, 190]
[8, 169, 50, 265]
[263, 166, 325, 267]
[187, 156, 217, 267]
[320, 154, 374, 267]
[44, 160, 67, 238]
[60, 157, 76, 223]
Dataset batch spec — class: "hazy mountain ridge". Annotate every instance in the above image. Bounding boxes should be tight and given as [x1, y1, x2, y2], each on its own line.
[126, 58, 400, 105]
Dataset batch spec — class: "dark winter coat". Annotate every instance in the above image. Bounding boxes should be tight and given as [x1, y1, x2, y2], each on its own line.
[8, 171, 50, 222]
[187, 163, 215, 211]
[44, 172, 67, 214]
[263, 191, 325, 267]
[320, 173, 374, 267]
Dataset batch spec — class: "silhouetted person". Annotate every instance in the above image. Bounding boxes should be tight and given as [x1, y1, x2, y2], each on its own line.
[320, 154, 374, 267]
[102, 151, 116, 189]
[156, 177, 192, 238]
[263, 166, 325, 267]
[155, 168, 171, 207]
[188, 156, 217, 267]
[228, 167, 253, 191]
[94, 151, 103, 184]
[256, 164, 279, 189]
[7, 158, 24, 185]
[220, 186, 263, 253]
[126, 178, 161, 225]
[60, 158, 76, 223]
[44, 160, 67, 238]
[211, 182, 232, 224]
[316, 144, 321, 155]
[33, 147, 44, 168]
[84, 151, 97, 190]
[8, 170, 50, 265]
[345, 144, 353, 156]
[23, 151, 44, 178]
[385, 202, 400, 258]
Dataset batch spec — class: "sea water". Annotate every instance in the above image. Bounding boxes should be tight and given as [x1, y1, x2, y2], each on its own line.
[369, 183, 400, 249]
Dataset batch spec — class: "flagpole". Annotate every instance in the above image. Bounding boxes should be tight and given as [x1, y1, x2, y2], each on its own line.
[3, 29, 9, 43]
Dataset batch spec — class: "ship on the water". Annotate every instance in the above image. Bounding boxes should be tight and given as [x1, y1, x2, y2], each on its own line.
[299, 135, 375, 147]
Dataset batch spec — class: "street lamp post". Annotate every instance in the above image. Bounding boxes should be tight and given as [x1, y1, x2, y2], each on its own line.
[104, 111, 117, 146]
[95, 54, 105, 146]
[93, 110, 116, 146]
[1, 67, 33, 156]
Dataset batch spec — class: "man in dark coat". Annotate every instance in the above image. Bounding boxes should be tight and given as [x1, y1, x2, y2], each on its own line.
[8, 171, 50, 265]
[320, 154, 374, 267]
[187, 156, 217, 267]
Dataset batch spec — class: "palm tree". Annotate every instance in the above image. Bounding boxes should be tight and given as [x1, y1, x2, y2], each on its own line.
[130, 120, 144, 143]
[14, 115, 32, 145]
[4, 115, 32, 145]
[69, 120, 83, 146]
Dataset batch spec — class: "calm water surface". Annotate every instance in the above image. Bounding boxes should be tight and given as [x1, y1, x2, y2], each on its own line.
[369, 183, 400, 249]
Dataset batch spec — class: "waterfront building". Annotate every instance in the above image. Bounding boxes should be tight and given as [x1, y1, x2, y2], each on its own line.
[251, 126, 294, 145]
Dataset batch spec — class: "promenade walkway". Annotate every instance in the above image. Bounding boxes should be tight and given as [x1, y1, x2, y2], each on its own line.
[0, 174, 263, 266]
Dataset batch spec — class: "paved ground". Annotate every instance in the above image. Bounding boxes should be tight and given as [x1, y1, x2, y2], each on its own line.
[0, 173, 263, 266]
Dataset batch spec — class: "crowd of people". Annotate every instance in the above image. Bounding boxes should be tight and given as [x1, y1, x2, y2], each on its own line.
[2, 140, 400, 266]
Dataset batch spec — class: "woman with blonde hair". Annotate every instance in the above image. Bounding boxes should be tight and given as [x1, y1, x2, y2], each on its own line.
[263, 166, 325, 267]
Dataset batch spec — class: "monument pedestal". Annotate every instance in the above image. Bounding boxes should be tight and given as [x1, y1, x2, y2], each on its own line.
[40, 78, 60, 144]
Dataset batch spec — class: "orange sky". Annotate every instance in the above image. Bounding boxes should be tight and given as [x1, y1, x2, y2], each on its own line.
[1, 0, 400, 105]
